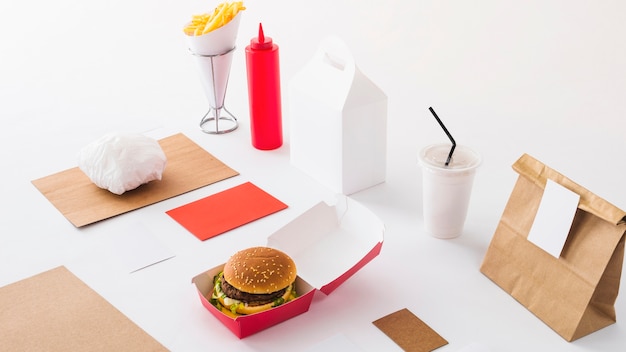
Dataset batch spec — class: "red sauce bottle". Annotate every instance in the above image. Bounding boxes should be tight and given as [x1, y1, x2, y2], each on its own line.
[245, 23, 283, 150]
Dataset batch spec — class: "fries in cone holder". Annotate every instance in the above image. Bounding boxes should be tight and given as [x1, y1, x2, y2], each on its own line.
[184, 2, 245, 134]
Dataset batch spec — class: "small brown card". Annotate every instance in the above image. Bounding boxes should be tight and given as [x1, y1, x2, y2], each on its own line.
[373, 308, 448, 352]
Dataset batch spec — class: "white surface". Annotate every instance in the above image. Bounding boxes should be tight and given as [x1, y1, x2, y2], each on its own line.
[112, 221, 176, 273]
[1, 1, 625, 351]
[304, 333, 363, 352]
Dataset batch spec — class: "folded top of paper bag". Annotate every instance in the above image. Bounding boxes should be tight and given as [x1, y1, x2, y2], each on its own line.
[513, 153, 625, 225]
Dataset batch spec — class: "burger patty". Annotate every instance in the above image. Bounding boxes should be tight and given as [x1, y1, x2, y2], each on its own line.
[220, 274, 287, 306]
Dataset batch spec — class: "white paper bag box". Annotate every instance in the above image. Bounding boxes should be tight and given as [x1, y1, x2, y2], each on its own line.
[289, 36, 387, 195]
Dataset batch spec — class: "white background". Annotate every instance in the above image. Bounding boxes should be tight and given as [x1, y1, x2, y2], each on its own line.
[1, 0, 625, 351]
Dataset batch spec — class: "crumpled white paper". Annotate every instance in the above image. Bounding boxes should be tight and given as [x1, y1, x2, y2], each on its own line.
[78, 132, 167, 195]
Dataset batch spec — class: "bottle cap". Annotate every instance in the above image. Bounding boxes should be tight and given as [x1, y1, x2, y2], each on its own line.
[250, 23, 273, 50]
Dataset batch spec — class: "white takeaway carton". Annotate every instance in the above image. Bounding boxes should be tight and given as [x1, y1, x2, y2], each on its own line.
[289, 36, 388, 195]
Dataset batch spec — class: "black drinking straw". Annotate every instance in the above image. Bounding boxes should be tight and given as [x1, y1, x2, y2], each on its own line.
[428, 107, 456, 166]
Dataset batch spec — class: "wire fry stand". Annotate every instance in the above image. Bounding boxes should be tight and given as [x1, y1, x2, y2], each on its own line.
[189, 46, 238, 134]
[199, 102, 237, 135]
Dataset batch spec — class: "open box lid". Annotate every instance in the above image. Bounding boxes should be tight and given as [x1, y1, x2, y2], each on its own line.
[267, 195, 384, 295]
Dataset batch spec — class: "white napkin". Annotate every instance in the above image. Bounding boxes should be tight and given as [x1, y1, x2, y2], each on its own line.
[78, 132, 166, 195]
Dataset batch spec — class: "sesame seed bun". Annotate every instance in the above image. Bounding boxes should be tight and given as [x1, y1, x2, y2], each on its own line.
[223, 246, 297, 295]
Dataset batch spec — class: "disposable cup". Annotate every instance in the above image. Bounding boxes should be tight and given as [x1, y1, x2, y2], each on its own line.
[418, 143, 481, 239]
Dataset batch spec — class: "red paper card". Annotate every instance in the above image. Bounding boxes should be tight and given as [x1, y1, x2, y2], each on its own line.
[166, 182, 287, 240]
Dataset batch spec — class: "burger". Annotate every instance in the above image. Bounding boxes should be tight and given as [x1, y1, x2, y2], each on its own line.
[211, 246, 298, 316]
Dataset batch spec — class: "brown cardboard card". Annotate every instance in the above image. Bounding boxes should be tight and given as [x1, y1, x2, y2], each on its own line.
[0, 266, 168, 351]
[480, 153, 626, 341]
[32, 133, 239, 227]
[373, 308, 448, 352]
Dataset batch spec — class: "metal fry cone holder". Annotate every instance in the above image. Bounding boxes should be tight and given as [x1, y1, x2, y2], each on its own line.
[189, 46, 238, 134]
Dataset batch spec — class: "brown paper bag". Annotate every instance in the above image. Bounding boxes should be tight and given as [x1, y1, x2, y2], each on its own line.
[480, 153, 626, 341]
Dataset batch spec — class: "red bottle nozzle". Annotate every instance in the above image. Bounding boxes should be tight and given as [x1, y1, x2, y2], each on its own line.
[258, 23, 265, 43]
[251, 23, 273, 50]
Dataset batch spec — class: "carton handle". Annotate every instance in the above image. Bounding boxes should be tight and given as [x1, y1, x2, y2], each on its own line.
[323, 52, 346, 71]
[315, 36, 355, 77]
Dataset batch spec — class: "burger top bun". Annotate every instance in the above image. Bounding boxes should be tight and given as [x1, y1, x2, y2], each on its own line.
[223, 246, 297, 295]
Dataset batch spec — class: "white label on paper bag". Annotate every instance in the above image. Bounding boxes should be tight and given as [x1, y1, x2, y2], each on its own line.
[527, 179, 580, 258]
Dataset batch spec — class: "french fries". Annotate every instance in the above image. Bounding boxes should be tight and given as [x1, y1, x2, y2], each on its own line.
[184, 1, 246, 36]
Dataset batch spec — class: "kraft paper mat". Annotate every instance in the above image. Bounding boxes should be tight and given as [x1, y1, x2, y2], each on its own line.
[373, 308, 448, 352]
[32, 133, 239, 227]
[0, 266, 168, 351]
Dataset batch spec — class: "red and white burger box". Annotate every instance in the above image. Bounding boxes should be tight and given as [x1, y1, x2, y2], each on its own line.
[191, 196, 385, 338]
